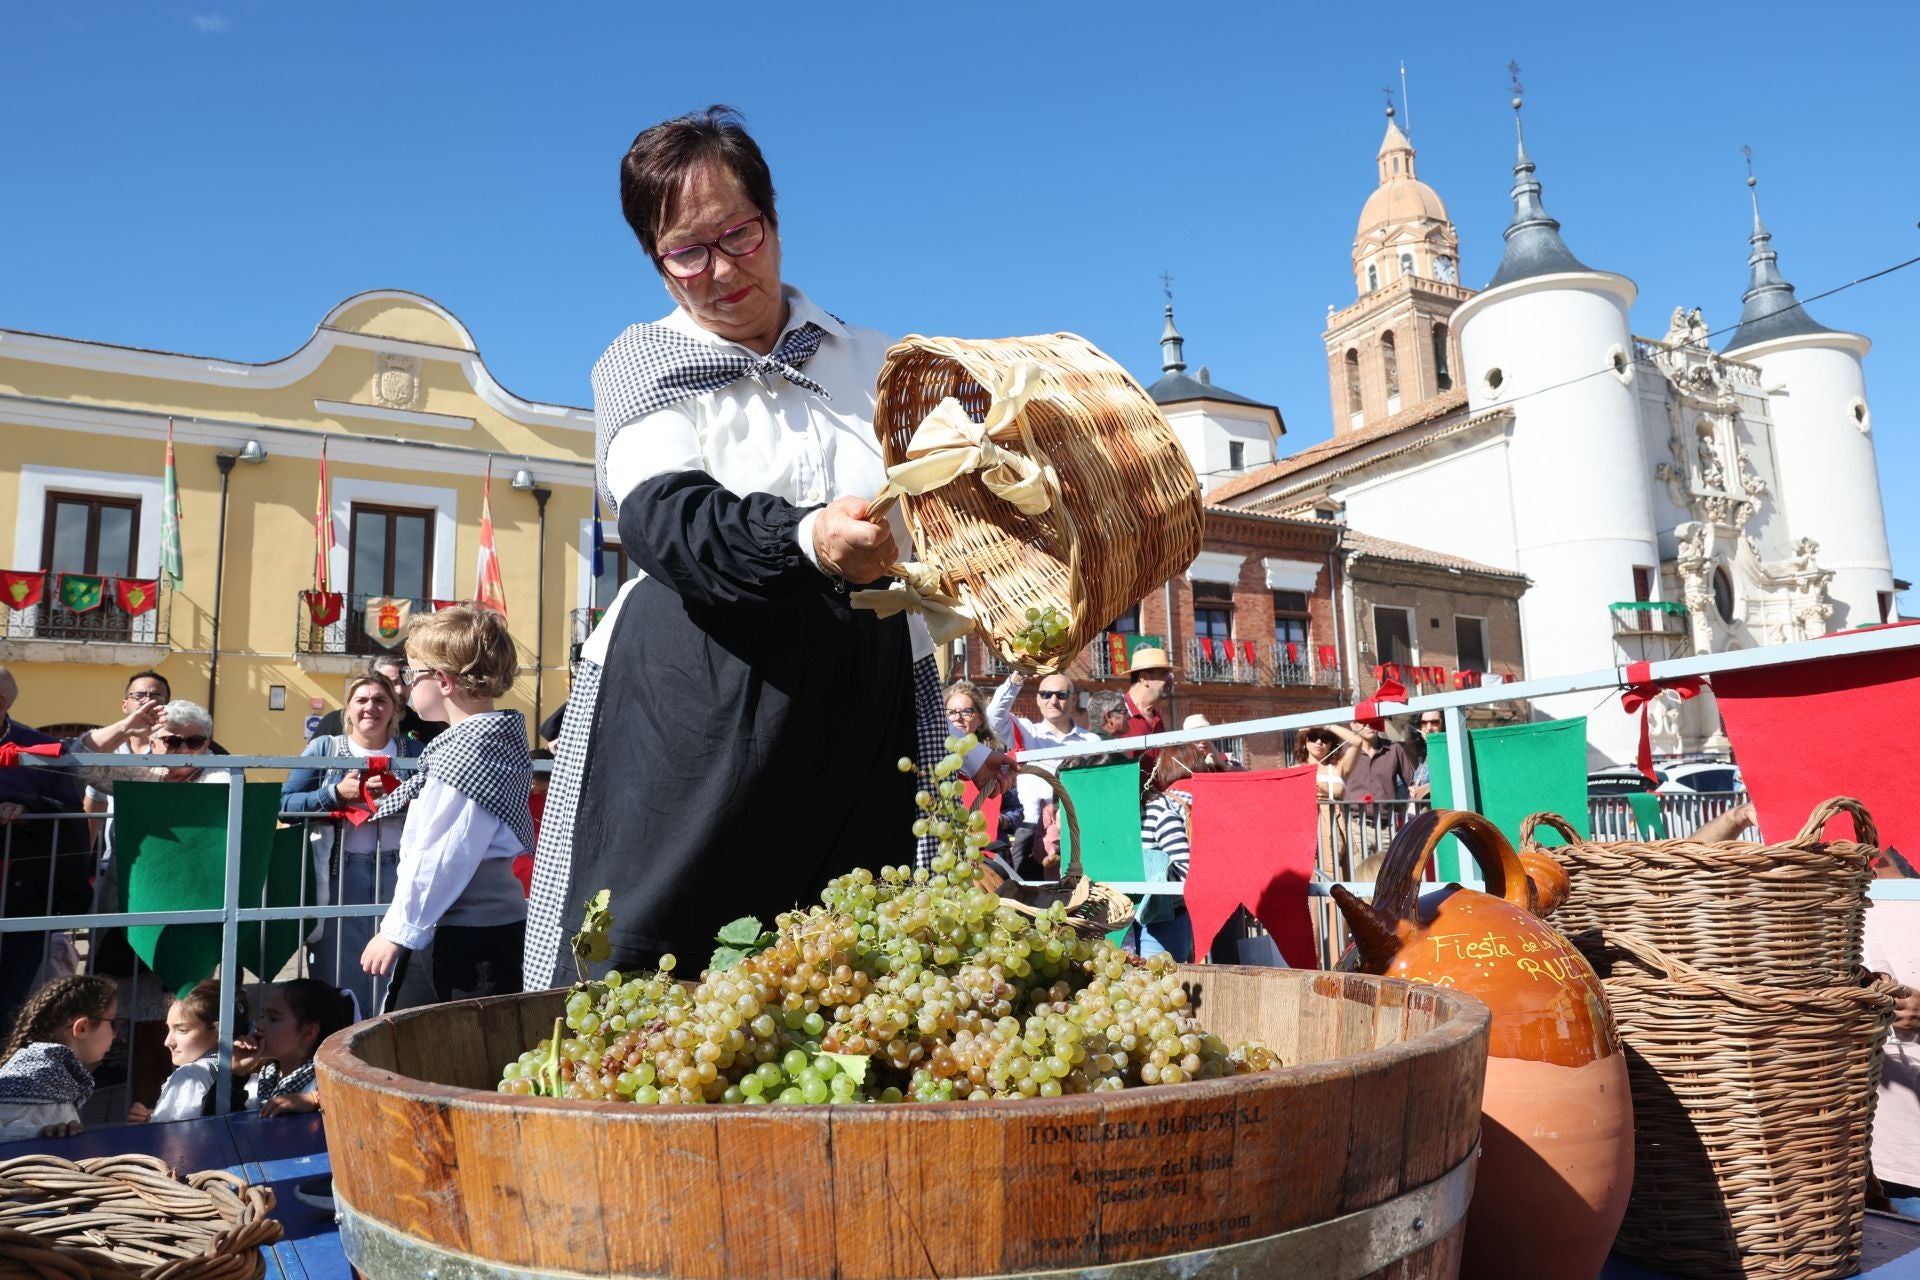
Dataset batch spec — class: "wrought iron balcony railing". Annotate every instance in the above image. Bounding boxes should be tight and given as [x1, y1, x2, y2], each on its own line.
[2, 574, 170, 646]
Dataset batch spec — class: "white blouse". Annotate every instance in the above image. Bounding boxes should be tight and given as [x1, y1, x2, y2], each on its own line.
[583, 286, 930, 667]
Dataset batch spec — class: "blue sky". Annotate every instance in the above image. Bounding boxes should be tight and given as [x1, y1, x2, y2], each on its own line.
[5, 3, 1917, 602]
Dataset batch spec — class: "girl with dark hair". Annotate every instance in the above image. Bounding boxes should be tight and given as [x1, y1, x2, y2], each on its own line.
[127, 979, 249, 1124]
[525, 106, 1010, 987]
[0, 974, 117, 1139]
[239, 979, 351, 1117]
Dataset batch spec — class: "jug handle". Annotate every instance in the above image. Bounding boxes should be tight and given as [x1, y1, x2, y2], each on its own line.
[1370, 809, 1537, 929]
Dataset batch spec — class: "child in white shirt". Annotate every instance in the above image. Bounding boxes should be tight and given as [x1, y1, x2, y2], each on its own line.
[362, 606, 532, 1010]
[127, 979, 247, 1124]
[0, 975, 118, 1140]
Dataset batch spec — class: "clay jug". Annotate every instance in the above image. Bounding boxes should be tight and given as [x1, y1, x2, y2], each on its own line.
[1333, 810, 1631, 1280]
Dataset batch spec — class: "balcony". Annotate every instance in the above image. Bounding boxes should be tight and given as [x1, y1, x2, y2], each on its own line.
[1186, 637, 1258, 684]
[0, 574, 170, 663]
[294, 593, 443, 668]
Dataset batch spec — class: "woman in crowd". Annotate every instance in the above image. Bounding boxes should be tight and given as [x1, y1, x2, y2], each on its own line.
[1131, 753, 1193, 962]
[525, 106, 1006, 987]
[281, 672, 422, 1013]
[1297, 726, 1349, 876]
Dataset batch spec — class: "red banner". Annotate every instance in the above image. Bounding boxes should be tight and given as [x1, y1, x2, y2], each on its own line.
[1200, 637, 1214, 661]
[1107, 633, 1129, 675]
[1285, 641, 1298, 664]
[1242, 640, 1256, 664]
[0, 570, 45, 611]
[1183, 766, 1322, 967]
[112, 577, 159, 616]
[304, 590, 344, 629]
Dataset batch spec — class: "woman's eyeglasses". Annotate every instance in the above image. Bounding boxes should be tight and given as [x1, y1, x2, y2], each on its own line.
[656, 215, 768, 280]
[153, 734, 209, 751]
[945, 707, 982, 722]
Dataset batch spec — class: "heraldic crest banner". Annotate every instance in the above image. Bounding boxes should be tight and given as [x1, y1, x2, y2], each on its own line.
[362, 597, 412, 648]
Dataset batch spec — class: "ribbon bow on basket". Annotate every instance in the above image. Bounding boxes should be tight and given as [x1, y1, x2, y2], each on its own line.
[855, 361, 1064, 651]
[1620, 660, 1704, 784]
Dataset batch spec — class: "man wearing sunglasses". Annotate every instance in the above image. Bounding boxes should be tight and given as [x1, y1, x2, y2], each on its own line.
[986, 671, 1103, 873]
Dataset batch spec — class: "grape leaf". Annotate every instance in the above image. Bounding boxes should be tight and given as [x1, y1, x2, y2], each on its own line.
[715, 916, 767, 947]
[570, 889, 614, 967]
[818, 1051, 869, 1086]
[710, 945, 750, 971]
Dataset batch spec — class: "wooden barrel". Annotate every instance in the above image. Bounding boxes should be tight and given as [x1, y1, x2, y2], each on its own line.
[318, 966, 1489, 1280]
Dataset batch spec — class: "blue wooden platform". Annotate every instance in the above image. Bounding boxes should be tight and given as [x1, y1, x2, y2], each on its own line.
[6, 1117, 1919, 1278]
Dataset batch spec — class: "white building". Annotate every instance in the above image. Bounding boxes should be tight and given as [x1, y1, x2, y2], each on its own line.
[1205, 97, 1899, 766]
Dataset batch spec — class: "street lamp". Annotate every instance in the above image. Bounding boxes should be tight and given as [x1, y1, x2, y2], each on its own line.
[511, 469, 552, 741]
[207, 441, 268, 721]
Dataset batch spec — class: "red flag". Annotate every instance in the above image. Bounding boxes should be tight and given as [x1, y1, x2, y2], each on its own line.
[112, 577, 159, 616]
[431, 599, 463, 612]
[1712, 639, 1920, 852]
[1200, 636, 1214, 661]
[304, 590, 343, 629]
[1242, 639, 1256, 664]
[315, 438, 336, 592]
[0, 570, 45, 611]
[1285, 641, 1298, 664]
[474, 460, 508, 617]
[1317, 644, 1338, 669]
[1107, 633, 1128, 675]
[1183, 766, 1322, 967]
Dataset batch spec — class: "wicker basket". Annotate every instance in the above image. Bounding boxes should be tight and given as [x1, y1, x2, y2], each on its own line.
[1581, 931, 1899, 1280]
[871, 334, 1202, 671]
[0, 1153, 281, 1280]
[979, 764, 1135, 939]
[1521, 797, 1877, 987]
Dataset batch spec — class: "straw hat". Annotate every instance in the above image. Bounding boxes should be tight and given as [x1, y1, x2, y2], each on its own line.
[1125, 646, 1172, 675]
[1182, 713, 1212, 732]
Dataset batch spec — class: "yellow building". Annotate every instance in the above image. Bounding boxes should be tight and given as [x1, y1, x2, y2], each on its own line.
[0, 290, 609, 749]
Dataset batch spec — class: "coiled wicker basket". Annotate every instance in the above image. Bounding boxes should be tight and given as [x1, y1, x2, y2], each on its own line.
[1521, 796, 1878, 987]
[0, 1153, 281, 1280]
[871, 334, 1203, 671]
[978, 764, 1134, 939]
[1581, 931, 1900, 1280]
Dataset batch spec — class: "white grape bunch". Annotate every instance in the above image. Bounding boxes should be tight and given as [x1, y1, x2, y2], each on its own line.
[1006, 604, 1071, 667]
[498, 735, 1281, 1105]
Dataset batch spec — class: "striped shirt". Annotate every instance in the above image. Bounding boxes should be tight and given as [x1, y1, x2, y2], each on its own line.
[1143, 794, 1190, 882]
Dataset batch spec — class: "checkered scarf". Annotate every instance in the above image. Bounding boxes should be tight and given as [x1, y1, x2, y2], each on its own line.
[0, 1042, 94, 1109]
[374, 710, 535, 851]
[252, 1058, 316, 1105]
[591, 320, 829, 511]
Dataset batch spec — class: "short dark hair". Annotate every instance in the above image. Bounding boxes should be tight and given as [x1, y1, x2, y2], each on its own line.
[368, 656, 403, 676]
[619, 105, 778, 265]
[126, 670, 170, 699]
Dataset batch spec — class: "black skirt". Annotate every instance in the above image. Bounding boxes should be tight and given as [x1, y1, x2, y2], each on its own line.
[553, 571, 917, 975]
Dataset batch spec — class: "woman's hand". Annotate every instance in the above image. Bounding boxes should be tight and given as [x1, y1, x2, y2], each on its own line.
[261, 1091, 321, 1117]
[334, 772, 365, 804]
[812, 496, 898, 584]
[0, 803, 22, 825]
[38, 1120, 83, 1138]
[126, 1102, 152, 1124]
[1892, 984, 1919, 1038]
[361, 934, 406, 976]
[970, 750, 1016, 798]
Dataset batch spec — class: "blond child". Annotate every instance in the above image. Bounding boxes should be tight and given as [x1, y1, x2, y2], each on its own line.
[128, 979, 248, 1124]
[0, 975, 118, 1139]
[363, 606, 533, 1009]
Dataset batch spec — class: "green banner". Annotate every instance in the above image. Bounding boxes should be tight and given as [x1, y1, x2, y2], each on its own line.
[57, 572, 104, 613]
[1426, 717, 1590, 879]
[115, 781, 312, 997]
[1625, 791, 1667, 840]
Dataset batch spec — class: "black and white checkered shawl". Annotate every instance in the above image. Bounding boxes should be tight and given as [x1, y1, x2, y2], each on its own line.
[0, 1042, 94, 1109]
[252, 1058, 316, 1105]
[374, 710, 534, 851]
[590, 320, 829, 512]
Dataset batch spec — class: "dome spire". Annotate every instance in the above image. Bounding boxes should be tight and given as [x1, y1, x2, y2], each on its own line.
[1377, 100, 1417, 184]
[1725, 147, 1833, 351]
[1486, 63, 1591, 290]
[1159, 275, 1186, 374]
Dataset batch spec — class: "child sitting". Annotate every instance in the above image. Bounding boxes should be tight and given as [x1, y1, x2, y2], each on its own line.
[0, 975, 118, 1140]
[127, 979, 248, 1124]
[239, 979, 352, 1117]
[364, 605, 533, 1009]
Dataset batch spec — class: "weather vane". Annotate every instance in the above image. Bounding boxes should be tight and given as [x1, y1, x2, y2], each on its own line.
[1382, 85, 1396, 117]
[1742, 143, 1756, 185]
[1508, 60, 1524, 102]
[1160, 271, 1174, 303]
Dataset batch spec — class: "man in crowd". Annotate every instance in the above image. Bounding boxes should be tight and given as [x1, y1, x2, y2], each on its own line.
[1336, 716, 1416, 805]
[1122, 647, 1175, 777]
[84, 671, 169, 839]
[0, 666, 157, 1026]
[1087, 691, 1129, 739]
[986, 671, 1103, 872]
[312, 656, 438, 743]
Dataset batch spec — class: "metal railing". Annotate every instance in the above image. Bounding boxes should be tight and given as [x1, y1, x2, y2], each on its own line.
[293, 592, 442, 658]
[2, 578, 170, 646]
[1186, 637, 1257, 684]
[568, 605, 605, 670]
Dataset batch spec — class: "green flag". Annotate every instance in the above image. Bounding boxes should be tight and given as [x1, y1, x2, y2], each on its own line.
[161, 419, 183, 585]
[57, 573, 104, 613]
[1427, 717, 1591, 879]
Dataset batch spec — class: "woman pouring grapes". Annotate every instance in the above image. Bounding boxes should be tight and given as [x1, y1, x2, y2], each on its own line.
[524, 107, 1011, 989]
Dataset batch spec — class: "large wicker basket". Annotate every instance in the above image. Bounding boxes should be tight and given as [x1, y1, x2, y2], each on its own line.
[871, 334, 1202, 670]
[0, 1153, 281, 1280]
[1582, 931, 1900, 1280]
[1521, 797, 1877, 987]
